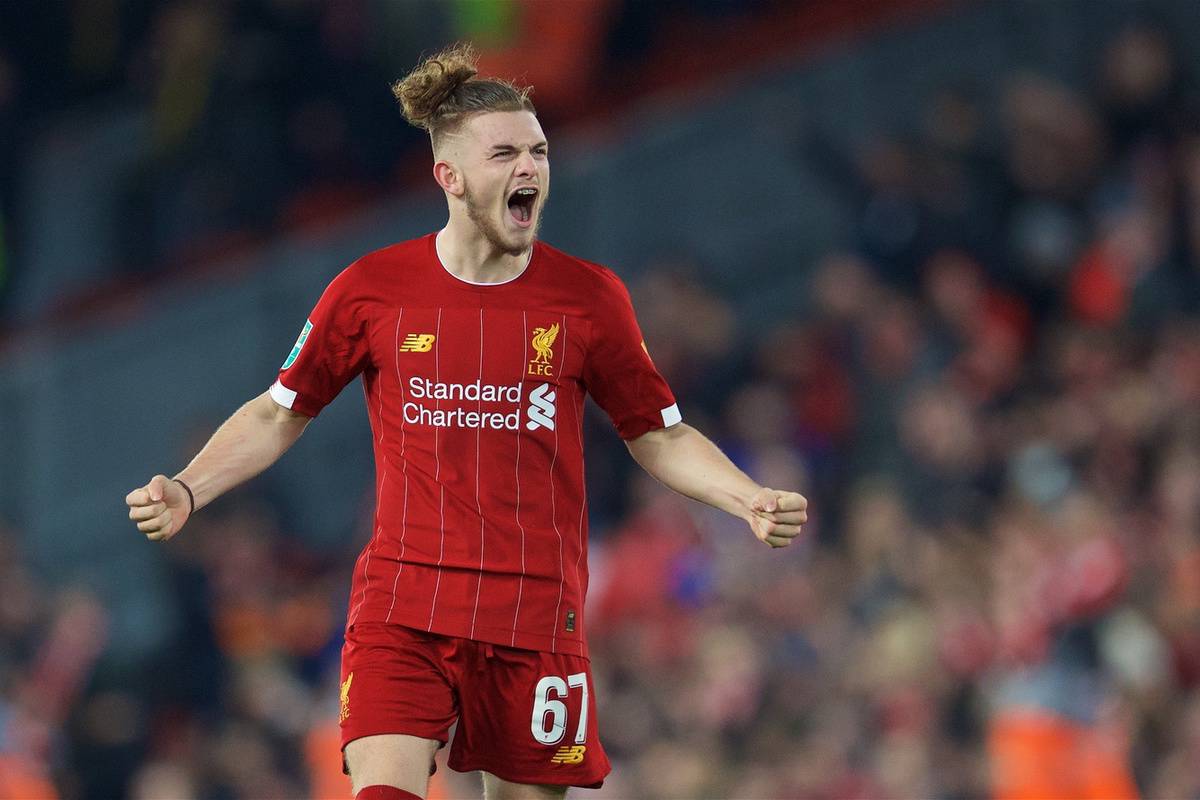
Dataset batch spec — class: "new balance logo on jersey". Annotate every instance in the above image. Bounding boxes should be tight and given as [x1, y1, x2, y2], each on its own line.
[399, 333, 436, 352]
[551, 745, 586, 764]
[526, 383, 556, 431]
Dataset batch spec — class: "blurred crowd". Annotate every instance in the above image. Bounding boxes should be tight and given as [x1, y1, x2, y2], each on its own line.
[5, 10, 1200, 800]
[582, 21, 1200, 800]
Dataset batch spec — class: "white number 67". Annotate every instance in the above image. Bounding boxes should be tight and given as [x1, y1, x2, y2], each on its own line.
[530, 673, 588, 745]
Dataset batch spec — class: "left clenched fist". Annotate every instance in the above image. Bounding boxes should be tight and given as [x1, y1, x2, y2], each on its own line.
[748, 487, 808, 548]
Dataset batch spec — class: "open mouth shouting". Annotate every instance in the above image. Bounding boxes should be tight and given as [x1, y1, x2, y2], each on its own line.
[507, 186, 539, 228]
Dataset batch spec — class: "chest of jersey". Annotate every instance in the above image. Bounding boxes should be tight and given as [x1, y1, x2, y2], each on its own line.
[370, 306, 588, 435]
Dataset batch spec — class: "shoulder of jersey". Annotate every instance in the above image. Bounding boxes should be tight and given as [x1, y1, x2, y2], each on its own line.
[342, 236, 429, 278]
[535, 240, 628, 295]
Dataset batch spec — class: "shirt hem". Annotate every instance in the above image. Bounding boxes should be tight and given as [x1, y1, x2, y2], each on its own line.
[615, 408, 680, 440]
[350, 606, 588, 659]
[269, 380, 325, 418]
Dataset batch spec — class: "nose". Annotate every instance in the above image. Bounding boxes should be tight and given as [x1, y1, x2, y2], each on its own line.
[514, 150, 536, 178]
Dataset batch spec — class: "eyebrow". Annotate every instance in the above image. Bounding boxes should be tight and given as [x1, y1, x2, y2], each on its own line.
[488, 141, 549, 153]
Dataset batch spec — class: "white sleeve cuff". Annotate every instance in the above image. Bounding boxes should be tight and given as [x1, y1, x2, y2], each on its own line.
[270, 380, 298, 410]
[661, 403, 681, 427]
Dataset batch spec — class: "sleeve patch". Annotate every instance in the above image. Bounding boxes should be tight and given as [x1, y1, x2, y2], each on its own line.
[281, 320, 313, 370]
[270, 380, 298, 409]
[661, 403, 681, 427]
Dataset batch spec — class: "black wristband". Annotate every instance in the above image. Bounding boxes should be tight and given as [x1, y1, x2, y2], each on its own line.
[175, 478, 196, 515]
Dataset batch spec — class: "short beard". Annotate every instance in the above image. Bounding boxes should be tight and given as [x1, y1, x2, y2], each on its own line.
[463, 181, 544, 257]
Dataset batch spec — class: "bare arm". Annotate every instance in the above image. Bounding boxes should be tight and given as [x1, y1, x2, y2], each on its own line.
[625, 423, 808, 548]
[125, 391, 312, 541]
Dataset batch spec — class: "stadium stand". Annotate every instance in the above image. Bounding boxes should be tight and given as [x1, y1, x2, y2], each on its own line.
[3, 1, 1200, 797]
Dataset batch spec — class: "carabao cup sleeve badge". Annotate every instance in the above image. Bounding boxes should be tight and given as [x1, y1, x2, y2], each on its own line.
[282, 320, 313, 370]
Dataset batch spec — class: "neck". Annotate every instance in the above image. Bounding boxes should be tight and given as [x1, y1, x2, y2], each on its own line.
[436, 216, 531, 284]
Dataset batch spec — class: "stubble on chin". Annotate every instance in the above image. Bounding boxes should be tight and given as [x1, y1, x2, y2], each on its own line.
[463, 185, 541, 257]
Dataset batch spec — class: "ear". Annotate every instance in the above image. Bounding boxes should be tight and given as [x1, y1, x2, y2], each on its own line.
[433, 160, 464, 198]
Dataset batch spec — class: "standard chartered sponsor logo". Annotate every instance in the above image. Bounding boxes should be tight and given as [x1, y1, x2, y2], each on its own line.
[403, 403, 521, 430]
[402, 377, 556, 432]
[525, 383, 556, 431]
[408, 377, 521, 403]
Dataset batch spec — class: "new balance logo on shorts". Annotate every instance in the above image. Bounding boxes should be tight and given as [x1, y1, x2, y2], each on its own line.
[551, 745, 586, 764]
[399, 333, 436, 352]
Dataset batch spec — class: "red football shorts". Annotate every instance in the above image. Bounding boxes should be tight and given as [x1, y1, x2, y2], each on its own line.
[339, 622, 611, 788]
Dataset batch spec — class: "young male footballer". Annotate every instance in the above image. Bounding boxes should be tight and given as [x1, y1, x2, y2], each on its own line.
[126, 45, 808, 800]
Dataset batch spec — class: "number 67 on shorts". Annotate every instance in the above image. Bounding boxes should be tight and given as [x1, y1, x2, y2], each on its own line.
[339, 623, 611, 788]
[532, 672, 589, 759]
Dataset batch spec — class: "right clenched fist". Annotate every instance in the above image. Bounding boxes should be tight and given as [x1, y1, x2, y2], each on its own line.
[126, 475, 191, 542]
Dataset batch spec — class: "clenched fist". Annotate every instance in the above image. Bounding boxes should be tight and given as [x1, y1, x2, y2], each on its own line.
[747, 487, 808, 548]
[126, 475, 191, 542]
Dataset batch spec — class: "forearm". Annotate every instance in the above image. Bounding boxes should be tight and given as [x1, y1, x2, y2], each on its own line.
[625, 423, 761, 521]
[175, 391, 311, 511]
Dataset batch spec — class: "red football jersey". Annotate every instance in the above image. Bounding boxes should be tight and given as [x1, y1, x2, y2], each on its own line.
[270, 234, 679, 656]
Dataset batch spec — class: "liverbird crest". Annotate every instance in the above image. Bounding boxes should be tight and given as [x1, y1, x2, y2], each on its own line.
[531, 323, 560, 365]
